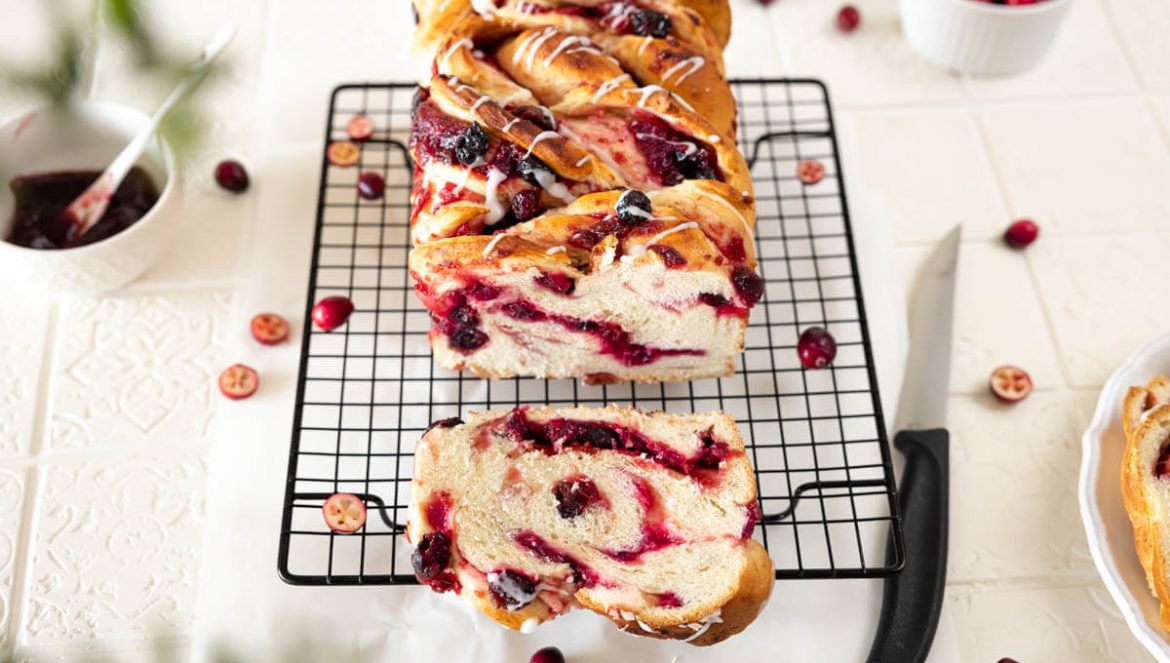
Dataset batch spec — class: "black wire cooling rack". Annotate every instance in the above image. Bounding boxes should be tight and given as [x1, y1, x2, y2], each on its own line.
[278, 79, 904, 585]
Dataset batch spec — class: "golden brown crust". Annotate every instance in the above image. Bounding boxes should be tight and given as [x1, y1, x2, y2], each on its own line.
[1120, 388, 1170, 625]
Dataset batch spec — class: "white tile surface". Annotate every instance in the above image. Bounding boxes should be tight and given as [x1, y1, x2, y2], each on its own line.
[0, 463, 27, 652]
[1102, 0, 1170, 91]
[0, 299, 50, 458]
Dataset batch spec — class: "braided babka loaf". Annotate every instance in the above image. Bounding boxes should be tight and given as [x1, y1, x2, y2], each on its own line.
[409, 0, 761, 383]
[406, 407, 773, 645]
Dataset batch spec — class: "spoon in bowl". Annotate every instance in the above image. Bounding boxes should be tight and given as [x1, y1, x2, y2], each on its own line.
[60, 24, 236, 248]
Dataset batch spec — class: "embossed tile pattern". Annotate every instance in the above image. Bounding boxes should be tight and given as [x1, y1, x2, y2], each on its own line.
[0, 298, 49, 458]
[0, 464, 27, 651]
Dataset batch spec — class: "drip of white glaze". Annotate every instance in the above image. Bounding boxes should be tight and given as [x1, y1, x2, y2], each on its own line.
[574, 155, 592, 168]
[662, 57, 705, 85]
[626, 221, 699, 258]
[483, 168, 508, 224]
[530, 167, 576, 203]
[525, 28, 560, 70]
[512, 27, 556, 67]
[482, 232, 507, 256]
[637, 35, 653, 56]
[520, 618, 540, 634]
[696, 189, 752, 237]
[470, 96, 491, 115]
[708, 134, 722, 144]
[470, 0, 496, 20]
[593, 74, 632, 103]
[441, 38, 474, 69]
[634, 132, 698, 158]
[671, 93, 696, 112]
[523, 130, 561, 159]
[502, 118, 521, 133]
[629, 85, 669, 108]
[543, 35, 591, 66]
[546, 245, 567, 255]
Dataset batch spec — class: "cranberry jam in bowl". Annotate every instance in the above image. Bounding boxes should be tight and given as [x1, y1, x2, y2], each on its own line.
[0, 101, 177, 293]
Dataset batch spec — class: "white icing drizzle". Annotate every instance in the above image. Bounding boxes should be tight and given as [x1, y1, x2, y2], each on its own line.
[593, 74, 632, 103]
[520, 618, 540, 634]
[696, 189, 752, 237]
[616, 190, 652, 220]
[523, 130, 561, 159]
[708, 134, 722, 144]
[470, 0, 496, 20]
[635, 618, 657, 633]
[574, 155, 592, 168]
[626, 221, 699, 258]
[525, 28, 560, 70]
[483, 232, 507, 256]
[470, 95, 491, 115]
[512, 27, 556, 67]
[629, 85, 669, 108]
[601, 2, 638, 29]
[441, 38, 474, 69]
[672, 93, 697, 113]
[546, 245, 567, 255]
[681, 610, 723, 643]
[635, 132, 698, 158]
[451, 157, 483, 194]
[543, 35, 592, 66]
[483, 168, 508, 225]
[662, 57, 705, 85]
[566, 45, 605, 58]
[531, 167, 576, 203]
[538, 105, 556, 128]
[502, 118, 522, 133]
[637, 35, 654, 56]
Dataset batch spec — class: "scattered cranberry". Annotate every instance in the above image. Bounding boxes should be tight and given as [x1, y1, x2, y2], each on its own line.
[356, 171, 385, 200]
[322, 493, 366, 533]
[250, 313, 290, 345]
[327, 141, 362, 168]
[989, 365, 1032, 403]
[488, 569, 538, 610]
[1004, 219, 1039, 248]
[311, 295, 355, 332]
[218, 364, 259, 400]
[837, 5, 861, 32]
[346, 114, 376, 142]
[530, 647, 566, 663]
[996, 659, 1021, 663]
[615, 189, 653, 225]
[412, 531, 452, 580]
[553, 476, 604, 518]
[214, 159, 249, 193]
[510, 189, 541, 221]
[796, 159, 825, 185]
[797, 326, 837, 369]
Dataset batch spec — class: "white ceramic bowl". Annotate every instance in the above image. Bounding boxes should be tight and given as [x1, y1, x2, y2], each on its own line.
[1080, 332, 1170, 663]
[900, 0, 1074, 76]
[0, 101, 178, 294]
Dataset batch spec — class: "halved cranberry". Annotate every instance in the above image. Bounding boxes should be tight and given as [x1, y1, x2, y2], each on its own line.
[356, 171, 385, 200]
[553, 476, 604, 518]
[649, 244, 686, 268]
[411, 531, 452, 580]
[797, 326, 838, 369]
[218, 364, 259, 400]
[327, 141, 361, 168]
[511, 105, 556, 131]
[534, 272, 575, 295]
[426, 417, 464, 433]
[989, 365, 1031, 403]
[630, 9, 671, 37]
[732, 265, 765, 304]
[530, 647, 566, 663]
[615, 189, 652, 225]
[510, 189, 541, 221]
[518, 156, 552, 186]
[322, 493, 366, 533]
[346, 114, 376, 142]
[796, 159, 825, 185]
[214, 159, 249, 193]
[311, 295, 355, 332]
[1004, 219, 1039, 248]
[251, 313, 290, 345]
[456, 123, 490, 165]
[488, 569, 538, 610]
[837, 5, 861, 32]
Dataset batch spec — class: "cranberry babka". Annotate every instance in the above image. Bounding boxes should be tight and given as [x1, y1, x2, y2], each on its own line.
[409, 182, 760, 383]
[406, 407, 773, 645]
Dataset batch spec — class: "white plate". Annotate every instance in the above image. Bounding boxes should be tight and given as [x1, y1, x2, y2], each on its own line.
[1080, 332, 1170, 663]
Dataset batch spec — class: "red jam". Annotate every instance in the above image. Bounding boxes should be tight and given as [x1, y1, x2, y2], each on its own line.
[514, 530, 601, 587]
[425, 492, 454, 535]
[648, 244, 686, 268]
[603, 475, 681, 562]
[628, 112, 720, 186]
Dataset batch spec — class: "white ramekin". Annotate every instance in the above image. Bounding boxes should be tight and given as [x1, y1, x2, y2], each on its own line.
[900, 0, 1075, 76]
[0, 101, 179, 294]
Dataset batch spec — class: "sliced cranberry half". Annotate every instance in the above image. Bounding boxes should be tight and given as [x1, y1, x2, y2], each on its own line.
[327, 141, 362, 168]
[218, 364, 259, 400]
[312, 295, 355, 332]
[250, 313, 290, 345]
[346, 114, 376, 142]
[796, 159, 825, 185]
[510, 189, 541, 221]
[530, 647, 566, 663]
[214, 159, 249, 193]
[797, 326, 837, 369]
[412, 531, 452, 580]
[989, 365, 1032, 403]
[322, 493, 366, 533]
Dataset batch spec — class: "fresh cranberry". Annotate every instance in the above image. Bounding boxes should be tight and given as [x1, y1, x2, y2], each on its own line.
[456, 123, 490, 165]
[357, 172, 385, 200]
[411, 531, 452, 581]
[534, 272, 575, 295]
[553, 476, 604, 518]
[322, 493, 366, 533]
[530, 647, 566, 663]
[649, 244, 686, 268]
[218, 364, 259, 400]
[214, 159, 249, 193]
[1004, 219, 1039, 248]
[797, 326, 837, 369]
[1156, 446, 1170, 479]
[425, 417, 464, 433]
[326, 141, 361, 168]
[511, 105, 556, 131]
[311, 295, 355, 332]
[796, 159, 825, 185]
[996, 659, 1020, 663]
[629, 9, 671, 37]
[518, 156, 552, 186]
[615, 189, 652, 225]
[510, 189, 541, 221]
[837, 5, 861, 32]
[488, 569, 538, 610]
[731, 265, 765, 304]
[346, 114, 376, 142]
[250, 313, 289, 345]
[989, 365, 1031, 403]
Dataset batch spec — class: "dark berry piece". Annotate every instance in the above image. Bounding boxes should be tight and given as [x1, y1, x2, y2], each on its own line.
[553, 476, 604, 518]
[510, 189, 541, 221]
[615, 189, 652, 225]
[534, 272, 575, 295]
[1004, 219, 1039, 248]
[214, 159, 249, 193]
[426, 417, 463, 433]
[450, 325, 489, 351]
[837, 5, 861, 32]
[501, 300, 546, 321]
[563, 423, 620, 450]
[455, 123, 490, 165]
[356, 171, 385, 200]
[649, 244, 686, 268]
[511, 105, 556, 131]
[411, 531, 452, 580]
[530, 647, 565, 663]
[630, 9, 672, 38]
[488, 142, 523, 177]
[700, 293, 730, 308]
[797, 326, 837, 369]
[488, 569, 538, 610]
[518, 156, 552, 186]
[731, 265, 765, 304]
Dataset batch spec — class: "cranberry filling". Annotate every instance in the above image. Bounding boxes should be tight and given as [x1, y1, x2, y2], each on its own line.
[412, 531, 452, 581]
[493, 408, 740, 481]
[534, 272, 576, 295]
[603, 475, 682, 562]
[426, 416, 464, 433]
[648, 244, 686, 268]
[426, 570, 463, 594]
[423, 289, 490, 353]
[495, 297, 703, 366]
[1156, 445, 1170, 479]
[514, 530, 601, 587]
[628, 112, 720, 186]
[698, 293, 749, 318]
[488, 569, 539, 610]
[742, 501, 762, 539]
[553, 475, 607, 518]
[410, 99, 470, 165]
[425, 492, 454, 535]
[656, 591, 684, 608]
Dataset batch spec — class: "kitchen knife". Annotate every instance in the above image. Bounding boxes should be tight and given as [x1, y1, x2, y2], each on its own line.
[866, 225, 961, 663]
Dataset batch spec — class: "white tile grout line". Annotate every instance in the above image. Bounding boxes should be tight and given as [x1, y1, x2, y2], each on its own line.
[1096, 0, 1170, 158]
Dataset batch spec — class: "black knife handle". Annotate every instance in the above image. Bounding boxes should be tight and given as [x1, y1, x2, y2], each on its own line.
[866, 429, 950, 663]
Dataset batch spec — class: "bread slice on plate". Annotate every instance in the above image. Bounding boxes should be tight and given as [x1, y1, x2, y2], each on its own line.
[1120, 379, 1170, 630]
[405, 406, 774, 646]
